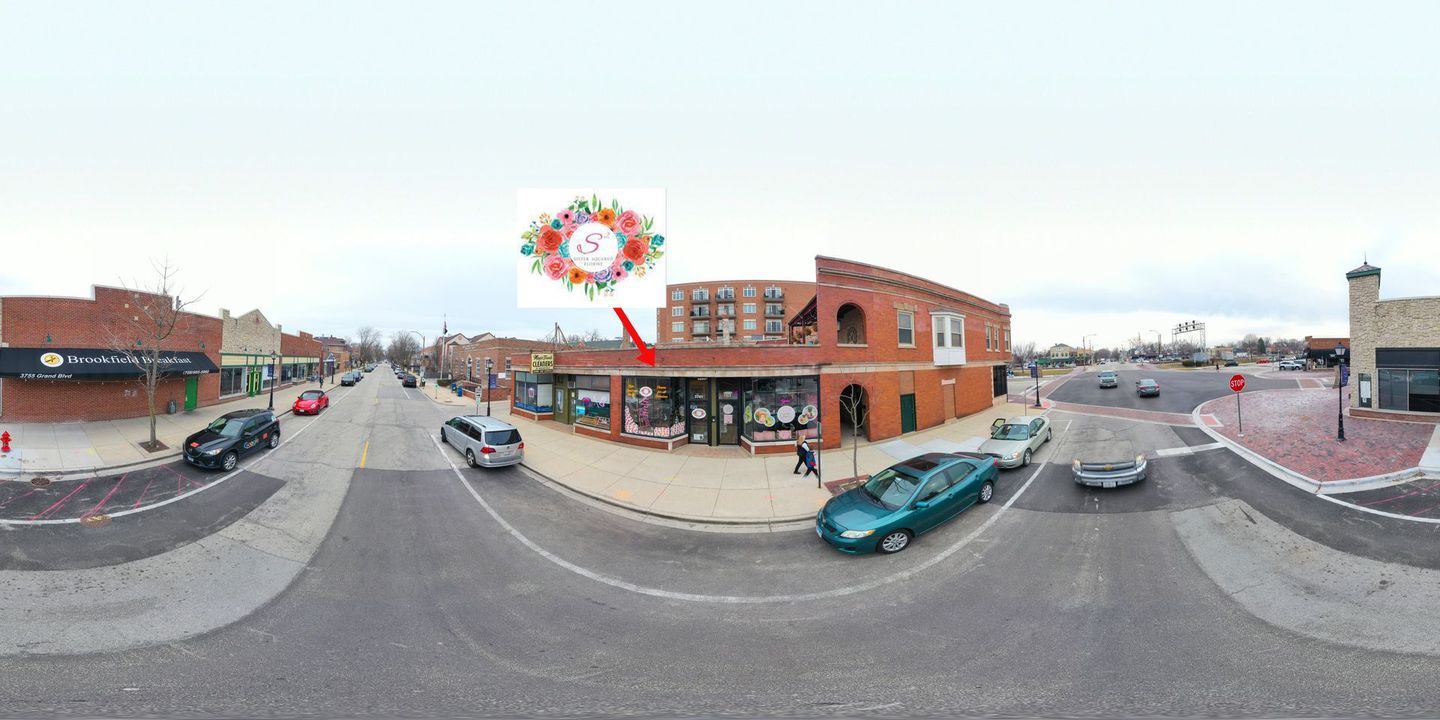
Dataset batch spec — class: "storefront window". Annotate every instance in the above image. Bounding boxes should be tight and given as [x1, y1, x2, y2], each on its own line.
[572, 375, 612, 430]
[622, 376, 684, 438]
[514, 371, 553, 412]
[220, 367, 245, 397]
[1409, 369, 1440, 413]
[744, 376, 819, 442]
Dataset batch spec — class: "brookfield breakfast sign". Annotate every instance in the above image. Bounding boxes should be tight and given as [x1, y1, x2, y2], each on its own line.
[0, 348, 219, 380]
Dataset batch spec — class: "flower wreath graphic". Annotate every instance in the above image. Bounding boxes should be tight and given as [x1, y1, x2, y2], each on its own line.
[519, 194, 665, 301]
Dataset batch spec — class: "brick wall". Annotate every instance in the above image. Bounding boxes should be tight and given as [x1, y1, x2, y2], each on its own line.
[1348, 267, 1440, 410]
[450, 338, 558, 402]
[219, 308, 280, 355]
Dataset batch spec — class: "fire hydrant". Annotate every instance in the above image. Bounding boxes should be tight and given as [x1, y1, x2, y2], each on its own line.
[1, 431, 11, 454]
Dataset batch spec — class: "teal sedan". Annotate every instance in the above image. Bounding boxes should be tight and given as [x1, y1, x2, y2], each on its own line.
[816, 452, 1001, 555]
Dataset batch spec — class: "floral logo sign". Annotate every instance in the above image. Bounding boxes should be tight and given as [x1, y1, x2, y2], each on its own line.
[519, 194, 665, 302]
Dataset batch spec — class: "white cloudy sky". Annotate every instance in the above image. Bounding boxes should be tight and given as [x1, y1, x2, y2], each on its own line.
[2, 2, 1437, 351]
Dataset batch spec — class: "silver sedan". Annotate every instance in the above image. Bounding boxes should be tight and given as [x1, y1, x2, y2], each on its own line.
[978, 416, 1053, 469]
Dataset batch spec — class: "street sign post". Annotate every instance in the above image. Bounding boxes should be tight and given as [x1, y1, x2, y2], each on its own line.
[1230, 374, 1246, 436]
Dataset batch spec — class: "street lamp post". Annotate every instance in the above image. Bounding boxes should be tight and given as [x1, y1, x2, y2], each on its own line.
[267, 351, 278, 411]
[1335, 342, 1347, 442]
[485, 357, 494, 416]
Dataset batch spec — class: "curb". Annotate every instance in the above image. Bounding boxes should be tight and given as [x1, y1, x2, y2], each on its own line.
[520, 461, 817, 528]
[0, 381, 366, 481]
[1188, 400, 1423, 495]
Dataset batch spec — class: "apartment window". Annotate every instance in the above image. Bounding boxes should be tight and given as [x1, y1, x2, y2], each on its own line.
[1004, 327, 1011, 352]
[986, 325, 994, 351]
[691, 288, 710, 302]
[671, 289, 683, 301]
[743, 286, 757, 297]
[897, 311, 914, 346]
[934, 315, 964, 348]
[764, 286, 783, 299]
[743, 303, 756, 314]
[718, 303, 735, 316]
[671, 321, 683, 333]
[690, 305, 710, 318]
[743, 319, 757, 330]
[692, 321, 710, 334]
[671, 306, 683, 317]
[717, 287, 735, 300]
[765, 319, 783, 333]
[765, 303, 784, 317]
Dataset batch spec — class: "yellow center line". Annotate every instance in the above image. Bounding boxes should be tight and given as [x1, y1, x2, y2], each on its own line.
[359, 440, 370, 469]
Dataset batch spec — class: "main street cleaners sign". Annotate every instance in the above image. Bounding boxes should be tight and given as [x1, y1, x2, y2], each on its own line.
[0, 348, 219, 380]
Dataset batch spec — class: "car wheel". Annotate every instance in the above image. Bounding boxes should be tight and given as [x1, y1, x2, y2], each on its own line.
[440, 428, 447, 444]
[268, 432, 280, 449]
[876, 530, 912, 554]
[977, 480, 995, 504]
[1022, 449, 1032, 467]
[465, 449, 477, 468]
[222, 451, 238, 471]
[1046, 429, 1053, 442]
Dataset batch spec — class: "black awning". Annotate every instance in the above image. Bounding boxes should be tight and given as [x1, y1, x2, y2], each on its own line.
[789, 294, 818, 327]
[0, 348, 219, 380]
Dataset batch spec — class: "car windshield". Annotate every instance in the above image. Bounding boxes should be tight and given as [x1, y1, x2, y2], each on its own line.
[300, 391, 323, 400]
[1140, 380, 1157, 387]
[991, 423, 1031, 441]
[205, 418, 246, 438]
[1101, 372, 1116, 378]
[861, 467, 921, 509]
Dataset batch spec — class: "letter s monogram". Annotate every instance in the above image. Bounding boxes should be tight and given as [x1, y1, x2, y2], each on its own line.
[577, 233, 603, 254]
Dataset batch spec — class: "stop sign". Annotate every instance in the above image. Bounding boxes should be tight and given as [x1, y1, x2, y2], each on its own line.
[1229, 374, 1246, 393]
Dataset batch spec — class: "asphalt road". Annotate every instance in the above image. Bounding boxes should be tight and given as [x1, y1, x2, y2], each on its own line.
[2, 372, 1439, 716]
[1048, 366, 1299, 414]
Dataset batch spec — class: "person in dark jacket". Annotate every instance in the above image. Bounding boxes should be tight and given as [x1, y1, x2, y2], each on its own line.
[793, 434, 811, 474]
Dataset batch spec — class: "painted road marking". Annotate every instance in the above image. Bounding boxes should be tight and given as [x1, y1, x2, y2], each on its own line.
[0, 384, 358, 526]
[359, 441, 370, 469]
[1154, 442, 1225, 458]
[432, 419, 1064, 604]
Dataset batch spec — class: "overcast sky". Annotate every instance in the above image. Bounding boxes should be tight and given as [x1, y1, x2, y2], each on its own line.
[3, 2, 1437, 352]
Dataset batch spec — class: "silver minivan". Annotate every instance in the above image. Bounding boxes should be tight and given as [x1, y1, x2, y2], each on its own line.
[440, 415, 525, 468]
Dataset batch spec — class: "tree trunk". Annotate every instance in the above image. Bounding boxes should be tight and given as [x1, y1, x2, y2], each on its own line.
[147, 367, 159, 446]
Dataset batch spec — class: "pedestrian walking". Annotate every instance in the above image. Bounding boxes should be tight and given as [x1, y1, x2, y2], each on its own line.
[793, 434, 811, 474]
[802, 446, 820, 479]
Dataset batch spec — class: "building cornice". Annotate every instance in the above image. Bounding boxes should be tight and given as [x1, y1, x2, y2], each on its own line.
[818, 274, 1011, 320]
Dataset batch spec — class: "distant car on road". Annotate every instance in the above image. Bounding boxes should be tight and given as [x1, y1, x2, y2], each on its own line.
[1069, 426, 1147, 488]
[1276, 360, 1302, 371]
[402, 374, 418, 388]
[1136, 379, 1160, 397]
[340, 372, 357, 386]
[292, 389, 328, 415]
[440, 415, 525, 468]
[979, 416, 1053, 468]
[815, 452, 1000, 555]
[1224, 359, 1239, 367]
[1098, 370, 1119, 388]
[183, 409, 280, 471]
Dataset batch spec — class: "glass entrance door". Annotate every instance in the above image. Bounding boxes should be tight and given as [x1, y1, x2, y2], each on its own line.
[716, 379, 742, 445]
[687, 379, 710, 445]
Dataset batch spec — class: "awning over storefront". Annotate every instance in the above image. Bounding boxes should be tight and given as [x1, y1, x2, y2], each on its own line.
[0, 347, 219, 380]
[789, 294, 818, 327]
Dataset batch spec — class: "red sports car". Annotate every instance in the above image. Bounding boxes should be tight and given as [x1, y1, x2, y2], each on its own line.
[292, 389, 329, 415]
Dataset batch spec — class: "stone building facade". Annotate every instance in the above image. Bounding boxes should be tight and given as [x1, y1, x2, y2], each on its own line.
[1346, 262, 1440, 420]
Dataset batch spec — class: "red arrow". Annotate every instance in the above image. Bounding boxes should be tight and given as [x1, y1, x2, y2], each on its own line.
[613, 308, 656, 366]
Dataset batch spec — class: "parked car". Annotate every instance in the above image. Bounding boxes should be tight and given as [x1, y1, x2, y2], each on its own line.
[402, 374, 418, 388]
[978, 416, 1052, 468]
[440, 415, 525, 468]
[1136, 378, 1160, 397]
[364, 364, 375, 373]
[292, 389, 328, 415]
[1277, 360, 1303, 371]
[340, 372, 357, 386]
[816, 453, 1000, 555]
[183, 409, 280, 471]
[1224, 359, 1239, 367]
[1069, 426, 1147, 488]
[1098, 370, 1118, 388]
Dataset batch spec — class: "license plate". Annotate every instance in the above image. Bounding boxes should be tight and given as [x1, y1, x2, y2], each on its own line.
[1103, 481, 1116, 488]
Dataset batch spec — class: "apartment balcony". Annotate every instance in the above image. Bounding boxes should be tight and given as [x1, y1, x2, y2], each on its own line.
[716, 290, 736, 301]
[690, 292, 711, 303]
[764, 308, 785, 317]
[691, 326, 711, 335]
[689, 308, 711, 318]
[763, 289, 784, 300]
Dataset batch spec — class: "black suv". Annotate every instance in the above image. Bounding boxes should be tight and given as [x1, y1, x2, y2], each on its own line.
[183, 409, 281, 471]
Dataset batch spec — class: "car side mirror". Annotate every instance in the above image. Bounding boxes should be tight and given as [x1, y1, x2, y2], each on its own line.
[913, 500, 931, 510]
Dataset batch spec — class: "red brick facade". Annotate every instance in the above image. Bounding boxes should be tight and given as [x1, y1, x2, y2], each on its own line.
[521, 256, 1012, 453]
[1, 286, 319, 422]
[447, 337, 559, 403]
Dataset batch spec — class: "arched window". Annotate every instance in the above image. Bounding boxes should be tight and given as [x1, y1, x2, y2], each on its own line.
[837, 303, 867, 346]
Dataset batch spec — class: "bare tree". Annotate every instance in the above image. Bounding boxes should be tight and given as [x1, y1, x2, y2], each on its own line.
[104, 259, 205, 452]
[355, 326, 383, 364]
[1012, 341, 1036, 366]
[387, 332, 421, 368]
[838, 385, 868, 479]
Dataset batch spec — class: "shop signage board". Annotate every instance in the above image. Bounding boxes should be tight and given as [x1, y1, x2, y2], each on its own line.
[530, 353, 554, 373]
[0, 347, 218, 380]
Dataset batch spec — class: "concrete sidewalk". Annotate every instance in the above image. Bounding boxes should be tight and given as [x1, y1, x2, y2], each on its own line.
[0, 376, 354, 478]
[426, 390, 1043, 524]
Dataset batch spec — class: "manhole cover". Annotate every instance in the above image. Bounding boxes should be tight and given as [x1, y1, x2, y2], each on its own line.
[80, 513, 112, 528]
[29, 477, 52, 487]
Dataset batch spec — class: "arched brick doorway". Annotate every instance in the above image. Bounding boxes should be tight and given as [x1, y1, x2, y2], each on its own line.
[838, 382, 869, 447]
